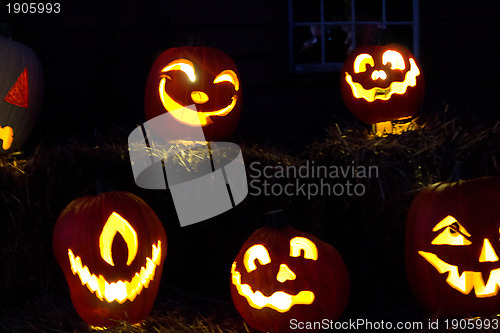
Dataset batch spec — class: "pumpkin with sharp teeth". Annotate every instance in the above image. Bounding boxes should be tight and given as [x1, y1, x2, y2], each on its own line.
[340, 43, 424, 132]
[145, 46, 241, 141]
[230, 210, 350, 333]
[53, 191, 167, 327]
[406, 176, 500, 316]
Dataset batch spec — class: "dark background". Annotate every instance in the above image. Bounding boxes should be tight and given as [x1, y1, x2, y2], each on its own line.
[2, 0, 499, 143]
[2, 0, 500, 330]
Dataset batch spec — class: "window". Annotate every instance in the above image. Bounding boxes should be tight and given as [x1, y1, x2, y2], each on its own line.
[289, 0, 420, 73]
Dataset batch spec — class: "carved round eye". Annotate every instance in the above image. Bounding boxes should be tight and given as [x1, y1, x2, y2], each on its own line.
[353, 53, 374, 74]
[243, 244, 271, 272]
[290, 237, 318, 260]
[382, 50, 406, 70]
[431, 224, 472, 246]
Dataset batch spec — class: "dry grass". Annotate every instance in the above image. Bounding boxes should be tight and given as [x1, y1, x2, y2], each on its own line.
[1, 285, 254, 332]
[1, 108, 500, 332]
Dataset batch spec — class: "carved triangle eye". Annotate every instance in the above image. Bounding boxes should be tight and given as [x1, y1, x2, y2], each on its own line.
[4, 68, 29, 108]
[431, 215, 472, 246]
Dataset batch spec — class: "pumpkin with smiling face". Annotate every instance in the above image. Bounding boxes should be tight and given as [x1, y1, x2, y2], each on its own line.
[406, 177, 500, 317]
[145, 46, 241, 141]
[340, 43, 424, 129]
[53, 191, 167, 327]
[230, 211, 350, 333]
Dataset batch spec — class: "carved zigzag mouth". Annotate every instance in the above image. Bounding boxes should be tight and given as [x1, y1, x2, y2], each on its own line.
[419, 251, 500, 298]
[345, 58, 420, 102]
[231, 261, 315, 313]
[67, 241, 162, 304]
[374, 87, 391, 98]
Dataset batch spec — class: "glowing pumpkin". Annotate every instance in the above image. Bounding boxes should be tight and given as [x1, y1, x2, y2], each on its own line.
[230, 210, 350, 333]
[406, 176, 500, 316]
[145, 46, 241, 141]
[0, 36, 43, 153]
[340, 43, 424, 135]
[53, 191, 167, 327]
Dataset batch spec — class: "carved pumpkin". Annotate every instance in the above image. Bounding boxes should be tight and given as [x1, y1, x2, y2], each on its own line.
[230, 211, 349, 333]
[340, 43, 424, 134]
[53, 191, 167, 327]
[0, 36, 43, 153]
[406, 176, 500, 316]
[145, 46, 241, 141]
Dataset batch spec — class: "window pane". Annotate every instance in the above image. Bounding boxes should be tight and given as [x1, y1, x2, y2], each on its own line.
[355, 24, 384, 46]
[325, 25, 352, 62]
[355, 0, 382, 21]
[386, 0, 413, 22]
[293, 25, 322, 64]
[293, 0, 321, 22]
[324, 0, 352, 21]
[386, 25, 414, 51]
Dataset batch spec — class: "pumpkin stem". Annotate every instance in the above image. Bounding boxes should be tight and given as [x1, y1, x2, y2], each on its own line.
[447, 161, 463, 182]
[96, 179, 112, 194]
[187, 35, 205, 47]
[265, 209, 289, 229]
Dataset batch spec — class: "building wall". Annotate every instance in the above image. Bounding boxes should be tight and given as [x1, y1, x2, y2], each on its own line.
[420, 1, 500, 119]
[4, 1, 500, 140]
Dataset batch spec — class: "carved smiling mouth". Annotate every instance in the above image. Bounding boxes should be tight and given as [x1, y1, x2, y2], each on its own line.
[419, 251, 500, 298]
[374, 88, 391, 98]
[345, 58, 420, 102]
[231, 262, 315, 312]
[158, 77, 237, 127]
[67, 241, 162, 304]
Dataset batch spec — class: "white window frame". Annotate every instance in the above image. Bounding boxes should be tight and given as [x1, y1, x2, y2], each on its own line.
[289, 0, 420, 73]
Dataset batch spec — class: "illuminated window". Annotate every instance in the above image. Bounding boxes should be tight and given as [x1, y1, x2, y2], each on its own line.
[289, 0, 420, 72]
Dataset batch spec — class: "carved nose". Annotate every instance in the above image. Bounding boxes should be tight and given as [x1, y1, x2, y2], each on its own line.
[371, 70, 387, 81]
[479, 238, 499, 262]
[276, 264, 296, 283]
[191, 91, 209, 104]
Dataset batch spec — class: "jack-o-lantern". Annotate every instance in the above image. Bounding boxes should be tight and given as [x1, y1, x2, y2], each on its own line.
[0, 36, 43, 153]
[406, 176, 500, 316]
[340, 43, 424, 135]
[53, 191, 167, 327]
[145, 46, 241, 141]
[230, 210, 350, 333]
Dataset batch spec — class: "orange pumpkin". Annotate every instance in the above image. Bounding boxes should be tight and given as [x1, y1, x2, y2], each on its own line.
[340, 43, 424, 126]
[230, 211, 349, 333]
[406, 176, 500, 316]
[53, 190, 167, 327]
[145, 46, 241, 141]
